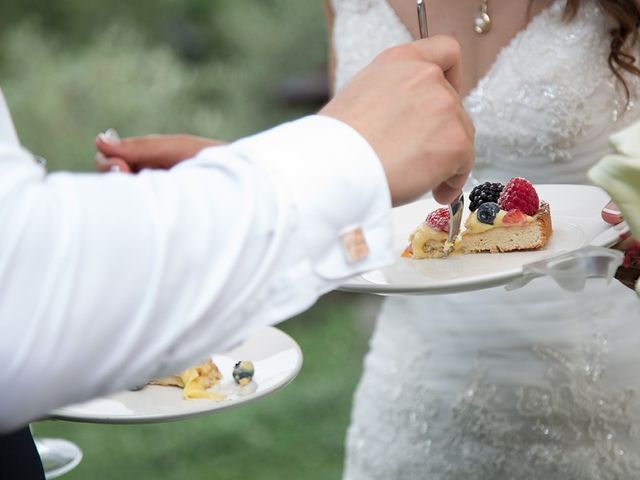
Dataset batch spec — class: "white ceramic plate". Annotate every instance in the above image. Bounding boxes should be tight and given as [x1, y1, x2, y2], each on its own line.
[49, 327, 302, 424]
[340, 185, 614, 295]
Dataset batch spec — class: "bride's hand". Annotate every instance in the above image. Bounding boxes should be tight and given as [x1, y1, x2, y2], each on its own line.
[95, 134, 224, 173]
[602, 200, 640, 289]
[602, 200, 636, 248]
[602, 199, 624, 225]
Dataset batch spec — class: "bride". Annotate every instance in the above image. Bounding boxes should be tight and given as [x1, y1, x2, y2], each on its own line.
[325, 0, 640, 478]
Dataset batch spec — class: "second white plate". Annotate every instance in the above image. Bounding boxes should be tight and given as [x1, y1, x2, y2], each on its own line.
[49, 327, 303, 424]
[340, 184, 613, 295]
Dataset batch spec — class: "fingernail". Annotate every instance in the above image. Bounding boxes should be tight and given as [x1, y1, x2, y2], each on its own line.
[99, 128, 121, 145]
[603, 201, 621, 215]
[602, 206, 622, 216]
[109, 164, 122, 172]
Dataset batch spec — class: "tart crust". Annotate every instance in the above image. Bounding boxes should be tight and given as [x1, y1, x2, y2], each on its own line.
[460, 201, 552, 254]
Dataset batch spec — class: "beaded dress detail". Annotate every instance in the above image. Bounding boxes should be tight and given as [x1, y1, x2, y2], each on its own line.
[331, 1, 640, 479]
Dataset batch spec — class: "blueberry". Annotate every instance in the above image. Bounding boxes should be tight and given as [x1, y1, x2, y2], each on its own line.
[476, 202, 500, 225]
[233, 360, 255, 386]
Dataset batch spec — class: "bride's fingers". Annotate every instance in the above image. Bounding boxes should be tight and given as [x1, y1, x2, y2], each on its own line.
[95, 153, 132, 173]
[611, 233, 636, 252]
[602, 200, 623, 224]
[96, 134, 224, 171]
[412, 35, 463, 93]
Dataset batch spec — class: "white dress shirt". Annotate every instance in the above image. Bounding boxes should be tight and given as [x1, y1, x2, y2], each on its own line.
[0, 90, 393, 432]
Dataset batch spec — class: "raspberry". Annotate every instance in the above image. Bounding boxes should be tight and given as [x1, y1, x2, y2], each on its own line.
[498, 177, 539, 216]
[425, 207, 450, 233]
[502, 208, 527, 225]
[469, 182, 504, 212]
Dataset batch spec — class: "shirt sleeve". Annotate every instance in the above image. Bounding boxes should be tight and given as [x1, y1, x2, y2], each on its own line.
[0, 115, 393, 432]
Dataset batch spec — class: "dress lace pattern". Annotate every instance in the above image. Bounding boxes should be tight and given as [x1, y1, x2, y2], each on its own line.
[447, 344, 640, 479]
[331, 0, 640, 184]
[332, 1, 640, 478]
[343, 284, 640, 479]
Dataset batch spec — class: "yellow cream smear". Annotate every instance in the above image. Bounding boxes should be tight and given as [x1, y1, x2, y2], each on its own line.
[464, 210, 533, 233]
[410, 224, 448, 259]
[443, 239, 457, 255]
[150, 358, 225, 401]
[179, 366, 225, 401]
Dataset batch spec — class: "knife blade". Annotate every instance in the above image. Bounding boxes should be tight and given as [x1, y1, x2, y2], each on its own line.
[444, 193, 464, 256]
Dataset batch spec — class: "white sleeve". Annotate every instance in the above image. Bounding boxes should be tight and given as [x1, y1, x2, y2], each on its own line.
[0, 115, 393, 432]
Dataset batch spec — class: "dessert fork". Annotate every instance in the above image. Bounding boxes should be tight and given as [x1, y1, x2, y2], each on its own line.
[417, 0, 464, 255]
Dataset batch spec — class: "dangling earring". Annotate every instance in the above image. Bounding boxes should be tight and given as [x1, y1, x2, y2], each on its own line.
[474, 0, 491, 34]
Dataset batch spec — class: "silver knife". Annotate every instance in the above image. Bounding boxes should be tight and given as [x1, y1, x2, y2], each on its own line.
[445, 194, 464, 255]
[417, 0, 463, 255]
[417, 0, 429, 37]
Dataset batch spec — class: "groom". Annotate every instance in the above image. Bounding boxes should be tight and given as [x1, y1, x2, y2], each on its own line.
[0, 36, 473, 447]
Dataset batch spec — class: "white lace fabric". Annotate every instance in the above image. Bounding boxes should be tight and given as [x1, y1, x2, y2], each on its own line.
[331, 0, 640, 478]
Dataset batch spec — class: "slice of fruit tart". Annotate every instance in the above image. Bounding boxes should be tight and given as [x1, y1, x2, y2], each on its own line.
[403, 177, 552, 258]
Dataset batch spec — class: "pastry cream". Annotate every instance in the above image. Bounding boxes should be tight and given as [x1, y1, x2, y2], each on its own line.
[150, 358, 225, 400]
[409, 224, 448, 259]
[178, 366, 225, 400]
[464, 210, 533, 233]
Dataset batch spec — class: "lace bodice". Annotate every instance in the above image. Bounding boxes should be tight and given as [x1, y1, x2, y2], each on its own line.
[331, 0, 640, 184]
[334, 1, 640, 479]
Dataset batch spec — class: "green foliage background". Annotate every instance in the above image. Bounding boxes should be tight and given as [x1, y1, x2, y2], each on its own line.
[0, 1, 379, 478]
[1, 0, 328, 171]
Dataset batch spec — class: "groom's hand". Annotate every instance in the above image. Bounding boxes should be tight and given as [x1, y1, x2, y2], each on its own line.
[320, 35, 474, 206]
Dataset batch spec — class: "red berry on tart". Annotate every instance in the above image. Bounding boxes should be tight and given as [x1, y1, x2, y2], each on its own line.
[497, 177, 540, 216]
[402, 207, 451, 259]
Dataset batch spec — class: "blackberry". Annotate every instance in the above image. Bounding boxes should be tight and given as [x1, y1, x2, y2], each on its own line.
[469, 182, 504, 211]
[476, 202, 500, 225]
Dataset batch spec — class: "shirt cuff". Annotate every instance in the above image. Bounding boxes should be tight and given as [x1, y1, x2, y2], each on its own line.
[226, 115, 394, 280]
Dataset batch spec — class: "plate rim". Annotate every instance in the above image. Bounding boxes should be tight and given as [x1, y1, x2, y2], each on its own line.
[339, 184, 611, 295]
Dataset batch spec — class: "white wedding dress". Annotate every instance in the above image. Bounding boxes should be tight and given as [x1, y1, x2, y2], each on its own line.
[331, 1, 640, 478]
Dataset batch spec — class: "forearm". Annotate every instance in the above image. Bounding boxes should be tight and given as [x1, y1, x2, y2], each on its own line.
[323, 0, 337, 96]
[0, 116, 393, 431]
